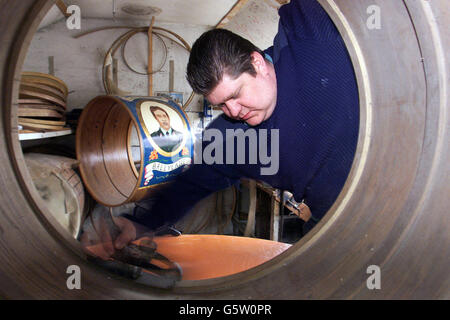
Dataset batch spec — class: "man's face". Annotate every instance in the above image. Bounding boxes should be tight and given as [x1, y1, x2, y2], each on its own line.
[206, 52, 277, 126]
[154, 109, 171, 131]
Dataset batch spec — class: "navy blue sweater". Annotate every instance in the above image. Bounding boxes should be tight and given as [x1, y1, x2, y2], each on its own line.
[129, 0, 359, 232]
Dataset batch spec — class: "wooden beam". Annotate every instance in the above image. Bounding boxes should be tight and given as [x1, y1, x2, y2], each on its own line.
[244, 179, 256, 237]
[113, 58, 118, 88]
[147, 16, 155, 96]
[48, 56, 54, 76]
[169, 60, 174, 92]
[55, 0, 71, 18]
[269, 190, 280, 241]
[215, 0, 250, 29]
[275, 0, 290, 5]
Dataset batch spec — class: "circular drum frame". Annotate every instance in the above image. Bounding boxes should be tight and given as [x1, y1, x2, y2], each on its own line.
[0, 0, 448, 299]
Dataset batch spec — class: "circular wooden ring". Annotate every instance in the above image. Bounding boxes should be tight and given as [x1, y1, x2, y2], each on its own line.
[21, 71, 69, 95]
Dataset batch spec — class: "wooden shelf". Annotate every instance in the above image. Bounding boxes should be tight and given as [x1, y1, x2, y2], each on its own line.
[19, 128, 73, 141]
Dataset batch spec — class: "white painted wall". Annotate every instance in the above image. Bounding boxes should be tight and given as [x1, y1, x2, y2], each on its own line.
[23, 0, 280, 117]
[224, 0, 280, 51]
[24, 18, 208, 112]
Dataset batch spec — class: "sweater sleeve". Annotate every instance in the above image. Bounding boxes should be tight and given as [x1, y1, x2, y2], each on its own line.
[278, 0, 339, 41]
[273, 0, 341, 64]
[124, 117, 244, 231]
[129, 162, 241, 230]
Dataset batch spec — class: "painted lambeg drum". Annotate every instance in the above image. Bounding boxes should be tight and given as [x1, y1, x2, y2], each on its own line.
[76, 95, 194, 207]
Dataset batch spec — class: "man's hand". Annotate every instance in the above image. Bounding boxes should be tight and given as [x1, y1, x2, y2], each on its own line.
[295, 202, 312, 222]
[111, 216, 138, 250]
[80, 209, 141, 260]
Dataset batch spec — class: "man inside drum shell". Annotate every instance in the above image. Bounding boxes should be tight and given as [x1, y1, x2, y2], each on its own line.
[106, 0, 360, 252]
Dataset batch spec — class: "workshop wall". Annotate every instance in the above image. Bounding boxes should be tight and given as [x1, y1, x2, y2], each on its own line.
[225, 0, 280, 51]
[23, 0, 280, 118]
[21, 0, 280, 162]
[23, 18, 208, 112]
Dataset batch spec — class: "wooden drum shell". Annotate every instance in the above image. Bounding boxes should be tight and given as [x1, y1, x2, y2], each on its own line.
[76, 95, 194, 207]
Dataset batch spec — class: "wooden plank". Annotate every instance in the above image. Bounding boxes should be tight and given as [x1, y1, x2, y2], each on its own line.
[113, 58, 118, 87]
[19, 98, 53, 105]
[20, 82, 66, 100]
[21, 72, 69, 96]
[215, 0, 251, 29]
[275, 0, 290, 5]
[244, 179, 257, 237]
[48, 56, 54, 75]
[19, 118, 66, 126]
[55, 0, 71, 18]
[19, 103, 65, 114]
[19, 129, 73, 141]
[148, 16, 155, 96]
[20, 77, 66, 96]
[270, 192, 280, 241]
[169, 60, 174, 92]
[19, 89, 66, 109]
[18, 107, 63, 118]
[20, 122, 67, 131]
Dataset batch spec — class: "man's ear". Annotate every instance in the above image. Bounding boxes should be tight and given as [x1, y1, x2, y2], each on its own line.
[251, 51, 268, 75]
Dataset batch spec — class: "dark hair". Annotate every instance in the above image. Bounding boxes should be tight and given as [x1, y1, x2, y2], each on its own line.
[150, 106, 169, 118]
[186, 29, 264, 96]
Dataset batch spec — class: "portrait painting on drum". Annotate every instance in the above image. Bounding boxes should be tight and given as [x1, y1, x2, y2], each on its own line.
[139, 101, 187, 155]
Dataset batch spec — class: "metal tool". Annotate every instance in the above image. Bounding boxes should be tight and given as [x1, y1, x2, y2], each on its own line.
[282, 191, 311, 222]
[84, 206, 182, 288]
